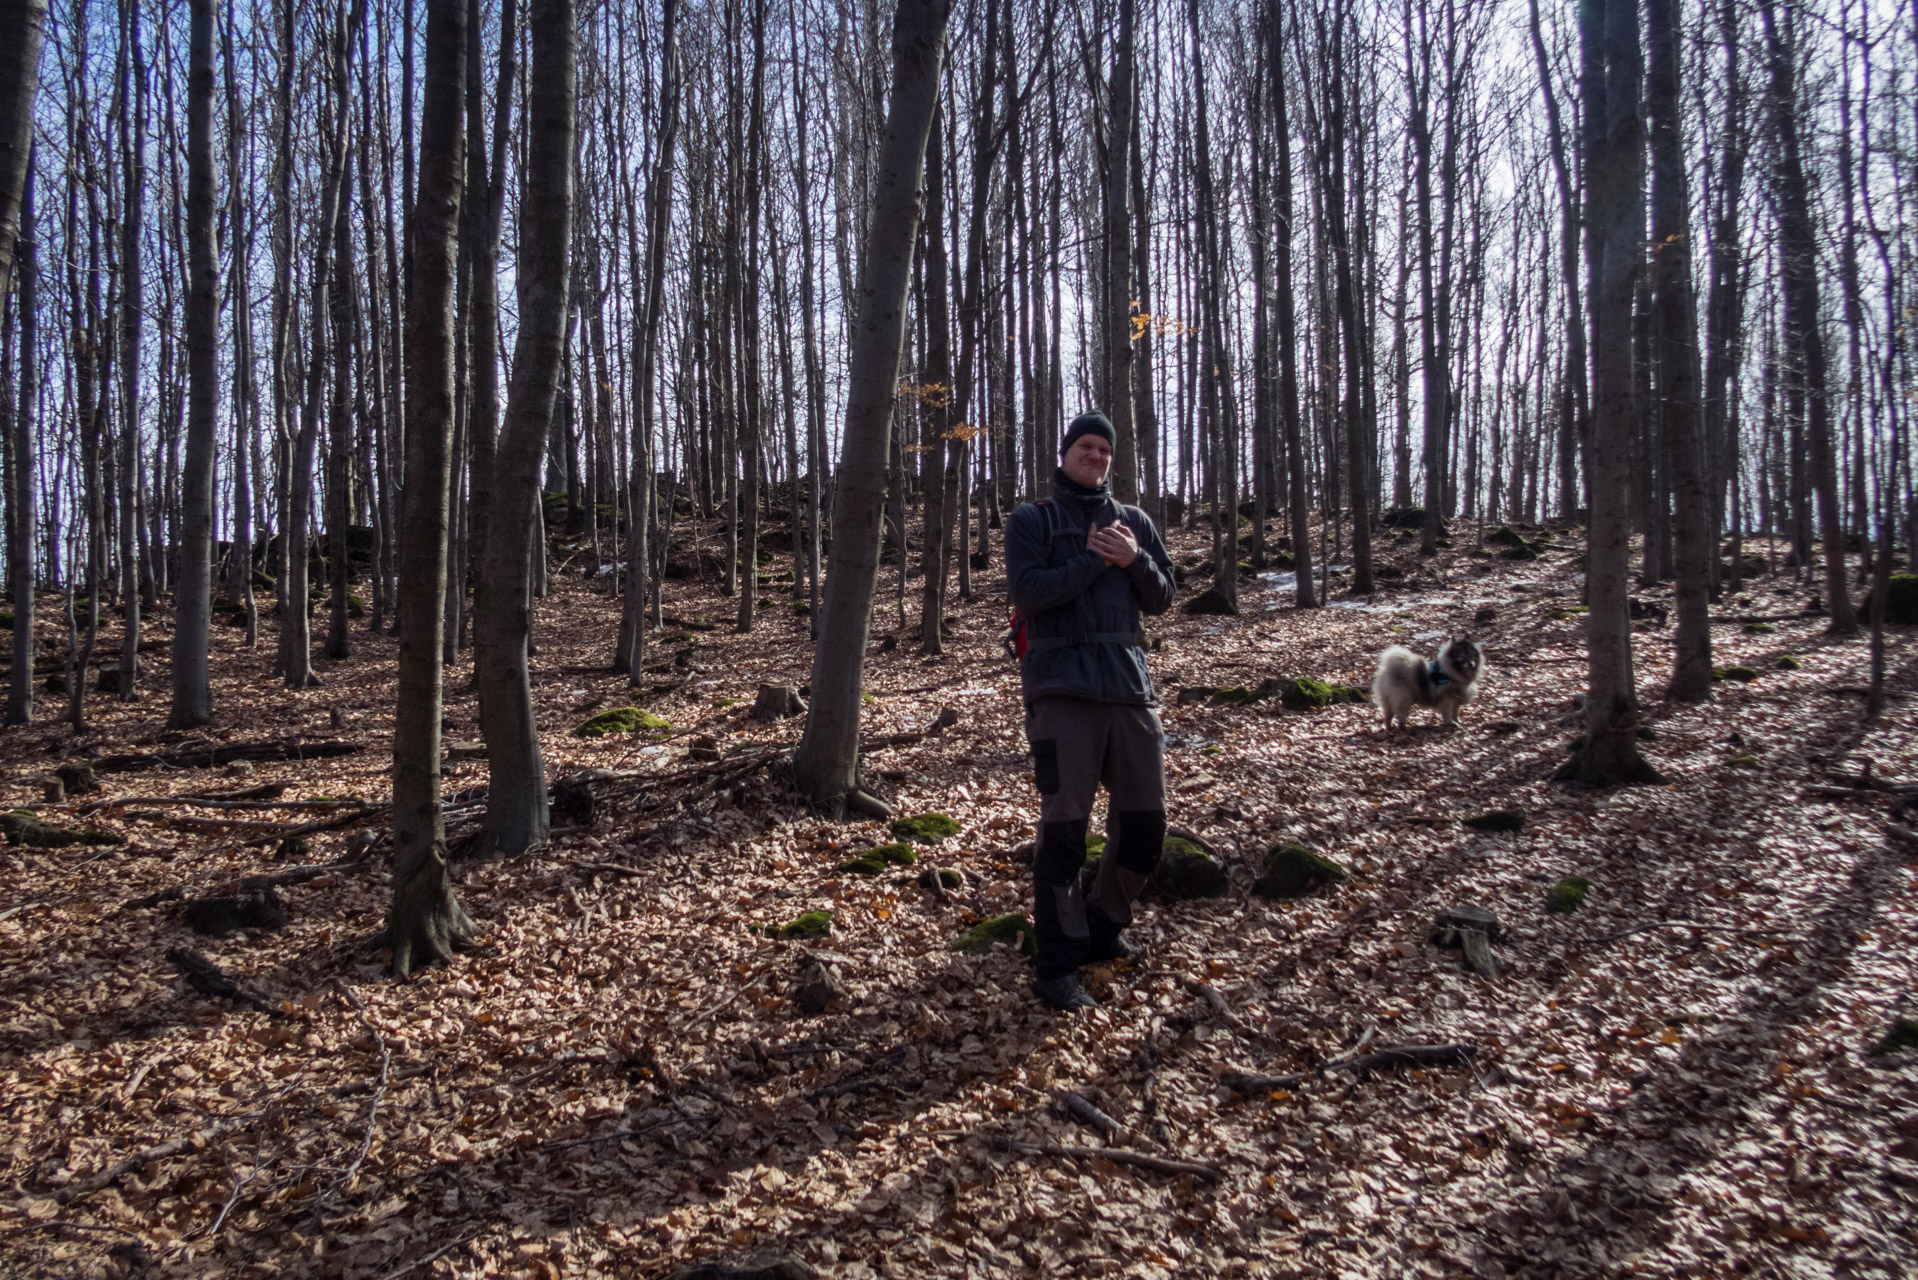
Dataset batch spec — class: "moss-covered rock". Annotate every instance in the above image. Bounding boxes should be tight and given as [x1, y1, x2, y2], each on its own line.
[1714, 666, 1759, 683]
[1463, 810, 1525, 833]
[572, 706, 672, 738]
[892, 812, 961, 845]
[1545, 876, 1590, 914]
[1280, 677, 1369, 710]
[1182, 588, 1240, 616]
[918, 867, 963, 891]
[837, 842, 918, 875]
[1253, 843, 1346, 899]
[769, 911, 833, 940]
[1486, 526, 1528, 548]
[950, 913, 1037, 958]
[1210, 679, 1286, 707]
[1146, 837, 1228, 901]
[0, 809, 124, 848]
[1886, 574, 1918, 625]
[1727, 754, 1761, 768]
[1778, 654, 1802, 671]
[1500, 544, 1539, 561]
[1742, 621, 1776, 635]
[1868, 1017, 1918, 1056]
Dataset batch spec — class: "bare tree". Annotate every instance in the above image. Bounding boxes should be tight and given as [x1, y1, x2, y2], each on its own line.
[169, 0, 218, 727]
[388, 0, 473, 976]
[792, 0, 952, 815]
[473, 0, 574, 859]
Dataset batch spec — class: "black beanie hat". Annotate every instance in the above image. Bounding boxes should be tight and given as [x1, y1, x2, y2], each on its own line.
[1061, 409, 1116, 456]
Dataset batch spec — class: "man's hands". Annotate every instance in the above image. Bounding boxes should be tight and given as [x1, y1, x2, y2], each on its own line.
[1089, 521, 1141, 568]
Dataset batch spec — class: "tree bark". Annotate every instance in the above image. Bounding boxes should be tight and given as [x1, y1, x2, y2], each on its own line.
[1759, 0, 1854, 635]
[388, 0, 474, 976]
[1647, 0, 1711, 700]
[1563, 0, 1662, 786]
[917, 105, 951, 653]
[1102, 0, 1136, 502]
[473, 0, 571, 860]
[170, 0, 218, 727]
[5, 155, 34, 726]
[1263, 0, 1313, 606]
[0, 0, 46, 302]
[792, 0, 951, 814]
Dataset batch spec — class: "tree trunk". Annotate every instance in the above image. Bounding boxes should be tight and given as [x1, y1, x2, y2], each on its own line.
[221, 1, 258, 647]
[792, 0, 951, 814]
[1647, 0, 1711, 700]
[1759, 0, 1854, 635]
[917, 105, 951, 653]
[170, 0, 217, 727]
[388, 0, 474, 976]
[1263, 0, 1313, 606]
[1563, 0, 1662, 786]
[1102, 0, 1136, 502]
[117, 0, 147, 701]
[0, 0, 46, 307]
[474, 0, 571, 860]
[4, 154, 34, 725]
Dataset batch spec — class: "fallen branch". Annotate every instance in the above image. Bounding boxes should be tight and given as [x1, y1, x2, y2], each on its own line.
[1220, 1044, 1479, 1096]
[240, 807, 385, 847]
[314, 986, 388, 1218]
[82, 795, 361, 815]
[50, 1088, 294, 1204]
[1059, 1091, 1127, 1143]
[1803, 786, 1896, 802]
[124, 810, 352, 836]
[122, 856, 371, 912]
[1009, 1141, 1222, 1182]
[858, 732, 924, 752]
[94, 739, 364, 774]
[166, 949, 279, 1015]
[1591, 920, 1799, 945]
[1165, 824, 1221, 857]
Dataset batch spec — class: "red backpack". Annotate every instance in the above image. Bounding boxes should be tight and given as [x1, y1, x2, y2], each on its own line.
[1004, 500, 1061, 661]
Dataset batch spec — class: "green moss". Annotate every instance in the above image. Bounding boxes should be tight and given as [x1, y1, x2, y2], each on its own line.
[1742, 621, 1776, 635]
[792, 600, 811, 616]
[1280, 676, 1369, 710]
[1510, 584, 1532, 593]
[1868, 1017, 1918, 1056]
[1146, 837, 1228, 901]
[712, 697, 743, 709]
[892, 813, 961, 845]
[861, 691, 877, 706]
[1886, 575, 1918, 625]
[839, 842, 919, 875]
[1714, 666, 1759, 683]
[1210, 680, 1284, 707]
[770, 911, 833, 940]
[1727, 754, 1761, 768]
[1545, 876, 1591, 914]
[346, 593, 366, 619]
[1486, 526, 1528, 548]
[1084, 832, 1107, 858]
[1463, 810, 1525, 833]
[1546, 606, 1590, 620]
[918, 868, 963, 890]
[1200, 745, 1224, 755]
[1778, 654, 1802, 670]
[1253, 843, 1346, 899]
[1, 808, 124, 848]
[1500, 544, 1539, 561]
[572, 706, 672, 738]
[950, 913, 1037, 958]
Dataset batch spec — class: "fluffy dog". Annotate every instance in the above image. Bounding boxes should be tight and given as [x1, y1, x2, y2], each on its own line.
[1372, 636, 1484, 731]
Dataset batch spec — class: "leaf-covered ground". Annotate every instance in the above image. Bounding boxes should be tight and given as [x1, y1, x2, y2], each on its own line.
[2, 516, 1915, 1278]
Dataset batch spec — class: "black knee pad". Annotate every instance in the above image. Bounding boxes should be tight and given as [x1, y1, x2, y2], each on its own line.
[1034, 819, 1090, 886]
[1109, 809, 1167, 876]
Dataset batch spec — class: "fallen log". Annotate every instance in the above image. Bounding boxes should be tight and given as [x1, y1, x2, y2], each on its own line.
[94, 739, 365, 773]
[82, 794, 360, 815]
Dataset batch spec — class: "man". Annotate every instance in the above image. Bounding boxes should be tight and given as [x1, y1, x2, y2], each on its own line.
[1006, 409, 1177, 1011]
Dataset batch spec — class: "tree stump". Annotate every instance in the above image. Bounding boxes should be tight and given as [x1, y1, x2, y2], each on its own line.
[752, 684, 805, 721]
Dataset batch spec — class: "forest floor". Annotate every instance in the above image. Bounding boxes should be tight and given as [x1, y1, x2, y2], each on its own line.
[1, 511, 1916, 1280]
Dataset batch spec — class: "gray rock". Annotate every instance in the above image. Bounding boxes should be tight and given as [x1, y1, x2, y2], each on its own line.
[793, 959, 846, 1016]
[1433, 903, 1504, 943]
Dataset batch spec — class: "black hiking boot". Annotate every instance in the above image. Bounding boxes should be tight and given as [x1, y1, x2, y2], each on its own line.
[1083, 932, 1139, 965]
[1035, 973, 1099, 1012]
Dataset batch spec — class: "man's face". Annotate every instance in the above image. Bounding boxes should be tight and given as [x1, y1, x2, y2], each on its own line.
[1062, 433, 1113, 488]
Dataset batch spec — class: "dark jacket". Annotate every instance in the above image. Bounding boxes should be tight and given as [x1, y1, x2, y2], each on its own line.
[1007, 472, 1176, 706]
